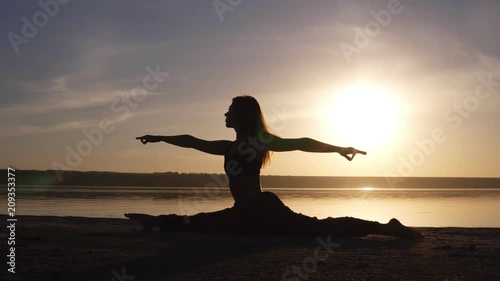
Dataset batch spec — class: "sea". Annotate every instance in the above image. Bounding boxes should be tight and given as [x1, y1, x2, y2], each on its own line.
[1, 185, 499, 227]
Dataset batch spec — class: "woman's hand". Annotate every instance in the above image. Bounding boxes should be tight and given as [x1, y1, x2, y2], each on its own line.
[136, 135, 162, 145]
[339, 147, 367, 161]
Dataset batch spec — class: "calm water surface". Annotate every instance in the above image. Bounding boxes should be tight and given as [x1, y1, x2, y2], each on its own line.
[2, 186, 499, 227]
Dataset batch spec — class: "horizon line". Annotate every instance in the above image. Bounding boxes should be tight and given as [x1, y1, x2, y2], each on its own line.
[3, 168, 500, 179]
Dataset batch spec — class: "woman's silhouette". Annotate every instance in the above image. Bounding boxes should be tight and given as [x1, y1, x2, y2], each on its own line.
[127, 95, 422, 239]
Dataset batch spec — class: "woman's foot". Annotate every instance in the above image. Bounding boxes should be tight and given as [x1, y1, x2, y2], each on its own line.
[124, 213, 159, 231]
[378, 218, 424, 239]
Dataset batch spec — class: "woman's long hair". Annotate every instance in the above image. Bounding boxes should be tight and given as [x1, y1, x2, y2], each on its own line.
[231, 95, 274, 168]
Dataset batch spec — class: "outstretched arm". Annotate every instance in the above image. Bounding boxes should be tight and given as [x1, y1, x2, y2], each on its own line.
[136, 135, 231, 156]
[265, 136, 366, 161]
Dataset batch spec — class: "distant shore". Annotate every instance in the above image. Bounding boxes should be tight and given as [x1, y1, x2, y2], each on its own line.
[1, 215, 499, 281]
[2, 169, 500, 189]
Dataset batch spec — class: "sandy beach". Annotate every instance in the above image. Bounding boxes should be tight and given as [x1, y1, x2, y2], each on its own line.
[1, 215, 499, 281]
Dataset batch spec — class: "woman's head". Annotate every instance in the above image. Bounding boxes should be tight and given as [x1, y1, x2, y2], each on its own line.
[224, 95, 273, 167]
[226, 96, 262, 132]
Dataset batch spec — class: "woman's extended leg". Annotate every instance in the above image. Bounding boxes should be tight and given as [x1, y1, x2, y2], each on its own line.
[124, 213, 159, 231]
[126, 207, 243, 233]
[244, 192, 423, 239]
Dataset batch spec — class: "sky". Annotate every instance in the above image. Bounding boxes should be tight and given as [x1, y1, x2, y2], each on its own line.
[1, 0, 500, 178]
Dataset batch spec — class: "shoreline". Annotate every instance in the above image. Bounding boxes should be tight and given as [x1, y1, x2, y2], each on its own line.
[1, 215, 499, 280]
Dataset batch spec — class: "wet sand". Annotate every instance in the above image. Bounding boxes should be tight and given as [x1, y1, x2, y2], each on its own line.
[1, 215, 499, 281]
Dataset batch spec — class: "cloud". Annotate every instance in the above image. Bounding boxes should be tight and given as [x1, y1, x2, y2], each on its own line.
[143, 125, 180, 134]
[0, 75, 167, 116]
[0, 107, 167, 137]
[85, 39, 177, 59]
[21, 75, 70, 93]
[0, 119, 97, 137]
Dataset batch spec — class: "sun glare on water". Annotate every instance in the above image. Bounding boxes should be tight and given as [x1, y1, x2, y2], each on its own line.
[324, 83, 400, 151]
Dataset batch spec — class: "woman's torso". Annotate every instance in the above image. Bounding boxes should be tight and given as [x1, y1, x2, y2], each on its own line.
[224, 139, 266, 204]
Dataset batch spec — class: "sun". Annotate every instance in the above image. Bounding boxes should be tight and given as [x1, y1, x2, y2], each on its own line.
[324, 83, 400, 151]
